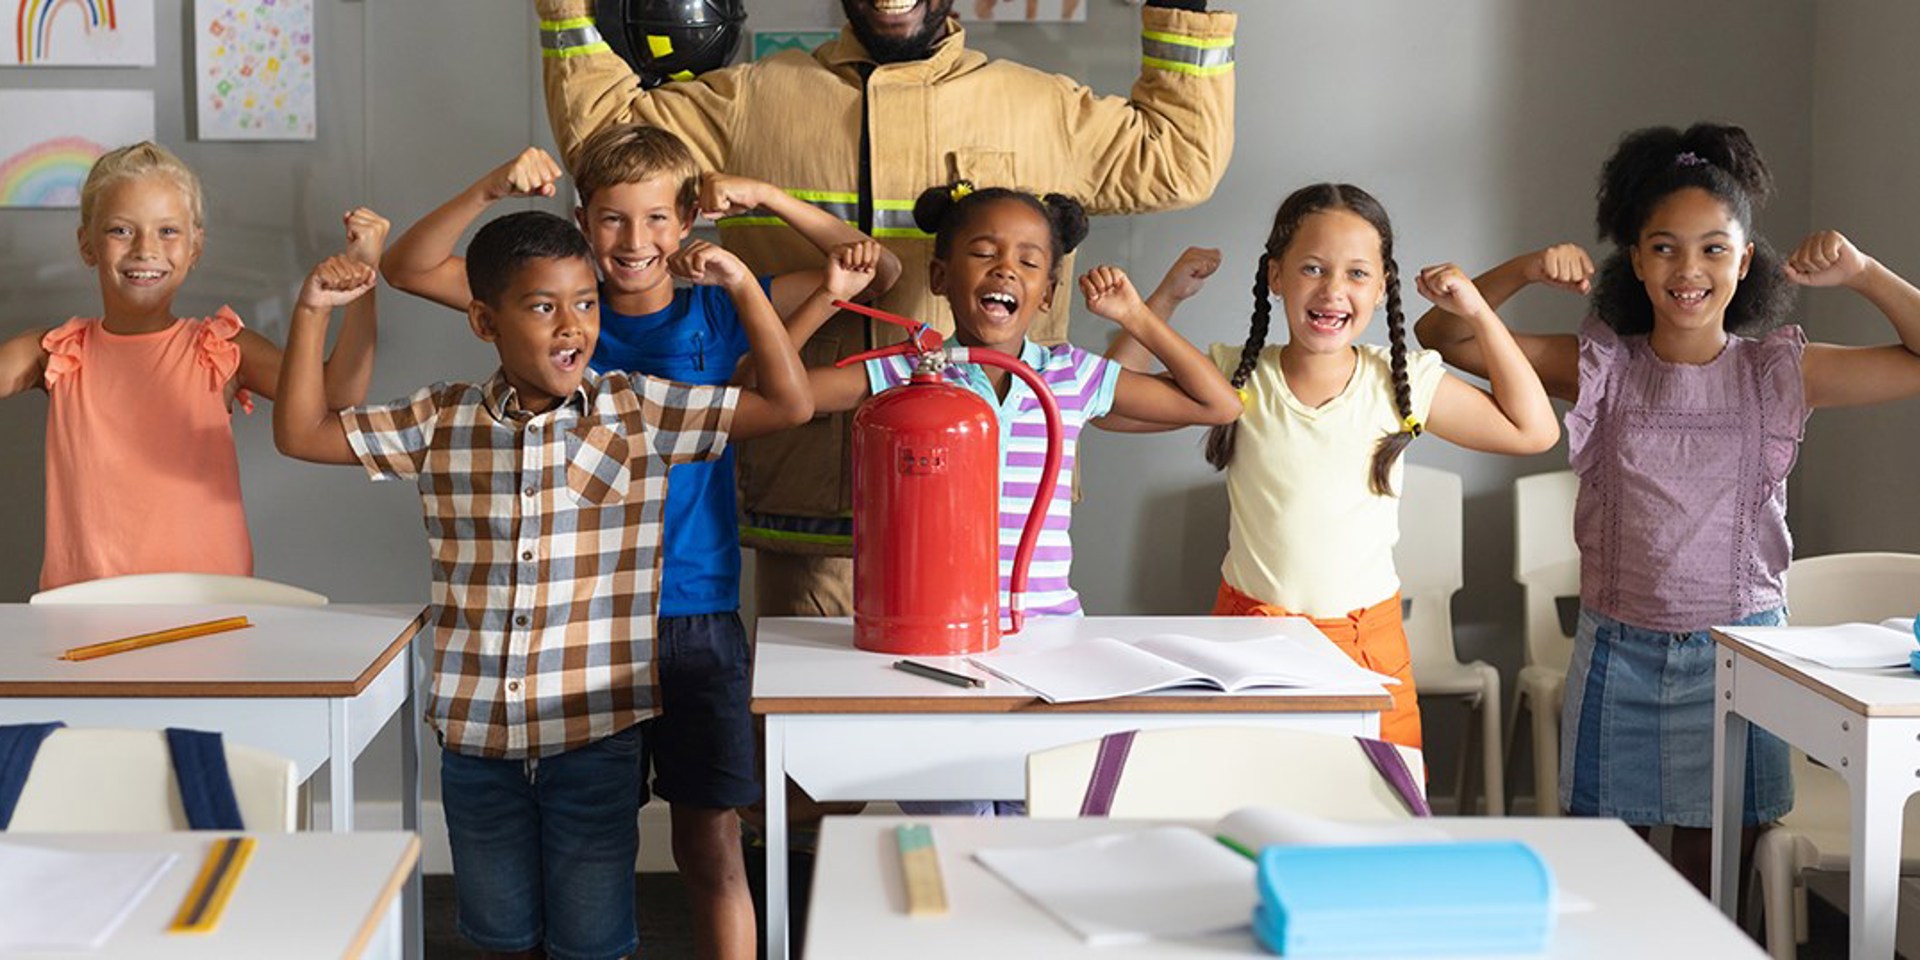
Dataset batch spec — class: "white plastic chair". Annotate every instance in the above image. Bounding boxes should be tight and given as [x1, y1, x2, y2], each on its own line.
[6, 727, 298, 832]
[1395, 465, 1503, 815]
[1505, 470, 1579, 817]
[1754, 552, 1920, 959]
[1026, 726, 1427, 821]
[30, 572, 328, 606]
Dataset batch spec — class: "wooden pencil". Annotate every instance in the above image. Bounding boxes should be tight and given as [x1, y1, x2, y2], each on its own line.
[60, 616, 253, 662]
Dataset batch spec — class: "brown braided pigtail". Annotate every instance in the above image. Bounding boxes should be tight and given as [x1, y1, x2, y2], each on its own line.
[1202, 253, 1272, 471]
[1369, 252, 1419, 495]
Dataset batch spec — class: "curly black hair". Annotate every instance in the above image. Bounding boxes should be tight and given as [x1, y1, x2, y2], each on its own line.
[1203, 183, 1416, 494]
[911, 182, 1090, 281]
[1590, 122, 1796, 336]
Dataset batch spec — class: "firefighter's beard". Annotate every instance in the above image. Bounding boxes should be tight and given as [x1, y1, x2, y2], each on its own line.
[841, 0, 954, 64]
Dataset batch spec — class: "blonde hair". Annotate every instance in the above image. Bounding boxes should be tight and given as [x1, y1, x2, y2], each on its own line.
[79, 141, 205, 236]
[571, 124, 699, 213]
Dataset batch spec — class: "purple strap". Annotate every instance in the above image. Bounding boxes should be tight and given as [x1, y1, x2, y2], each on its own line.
[1078, 730, 1136, 817]
[1356, 736, 1432, 817]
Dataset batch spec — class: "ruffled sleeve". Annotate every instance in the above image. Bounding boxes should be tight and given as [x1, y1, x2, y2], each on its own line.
[39, 318, 90, 389]
[1563, 314, 1620, 475]
[1755, 323, 1809, 481]
[196, 306, 252, 414]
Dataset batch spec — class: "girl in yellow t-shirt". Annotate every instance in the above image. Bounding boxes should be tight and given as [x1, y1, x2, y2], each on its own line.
[1111, 183, 1558, 748]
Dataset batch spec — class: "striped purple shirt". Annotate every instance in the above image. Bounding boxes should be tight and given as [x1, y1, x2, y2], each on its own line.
[867, 340, 1120, 623]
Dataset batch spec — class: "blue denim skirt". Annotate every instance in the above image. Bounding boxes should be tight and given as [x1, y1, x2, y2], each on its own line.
[1559, 606, 1793, 827]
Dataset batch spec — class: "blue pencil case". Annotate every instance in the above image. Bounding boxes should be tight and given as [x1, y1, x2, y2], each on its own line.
[1252, 841, 1554, 956]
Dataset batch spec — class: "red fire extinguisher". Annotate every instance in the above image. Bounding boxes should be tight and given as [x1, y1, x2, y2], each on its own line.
[833, 301, 1064, 656]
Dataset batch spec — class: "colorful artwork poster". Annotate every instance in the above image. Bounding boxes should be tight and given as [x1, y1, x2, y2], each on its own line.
[0, 89, 154, 208]
[956, 0, 1086, 23]
[194, 0, 316, 141]
[2, 0, 156, 66]
[752, 30, 838, 60]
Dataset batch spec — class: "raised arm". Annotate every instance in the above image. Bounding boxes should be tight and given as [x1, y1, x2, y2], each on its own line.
[382, 149, 566, 311]
[1081, 265, 1240, 430]
[1791, 231, 1920, 408]
[535, 0, 739, 170]
[668, 240, 813, 439]
[274, 256, 377, 465]
[322, 207, 389, 407]
[699, 172, 901, 321]
[1106, 246, 1220, 371]
[1417, 264, 1560, 455]
[1413, 244, 1589, 402]
[1067, 4, 1237, 213]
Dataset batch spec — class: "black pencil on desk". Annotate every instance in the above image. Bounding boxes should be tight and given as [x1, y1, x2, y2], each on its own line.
[893, 659, 983, 688]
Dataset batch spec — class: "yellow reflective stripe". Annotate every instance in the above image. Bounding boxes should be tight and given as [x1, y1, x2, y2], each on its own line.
[647, 35, 674, 56]
[790, 190, 859, 204]
[739, 525, 853, 546]
[544, 43, 612, 59]
[1141, 29, 1234, 49]
[1142, 55, 1233, 77]
[670, 69, 695, 81]
[874, 227, 932, 239]
[538, 17, 597, 31]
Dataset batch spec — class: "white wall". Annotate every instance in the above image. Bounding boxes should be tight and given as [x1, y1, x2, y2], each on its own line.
[0, 1, 1849, 806]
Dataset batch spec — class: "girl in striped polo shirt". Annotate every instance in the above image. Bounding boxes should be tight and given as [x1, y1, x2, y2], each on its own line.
[805, 181, 1243, 813]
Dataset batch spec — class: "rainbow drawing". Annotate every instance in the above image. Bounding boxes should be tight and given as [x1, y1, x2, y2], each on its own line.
[0, 135, 104, 208]
[15, 0, 117, 64]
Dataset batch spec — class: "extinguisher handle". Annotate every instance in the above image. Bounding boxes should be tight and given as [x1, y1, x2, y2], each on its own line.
[833, 299, 944, 353]
[835, 342, 921, 369]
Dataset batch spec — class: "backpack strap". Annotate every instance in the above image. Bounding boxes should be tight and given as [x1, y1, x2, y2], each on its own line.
[1355, 736, 1432, 817]
[164, 728, 246, 831]
[1077, 729, 1137, 817]
[0, 722, 66, 830]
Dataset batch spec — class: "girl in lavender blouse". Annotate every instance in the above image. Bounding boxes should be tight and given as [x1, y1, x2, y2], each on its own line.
[1416, 122, 1920, 894]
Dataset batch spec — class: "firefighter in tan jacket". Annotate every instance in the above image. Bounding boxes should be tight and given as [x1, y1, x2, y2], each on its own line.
[535, 0, 1235, 619]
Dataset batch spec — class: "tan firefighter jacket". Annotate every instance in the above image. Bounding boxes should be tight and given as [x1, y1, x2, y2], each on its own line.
[538, 0, 1235, 553]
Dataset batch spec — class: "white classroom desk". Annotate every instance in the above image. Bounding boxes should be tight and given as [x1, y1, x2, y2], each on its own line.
[752, 615, 1393, 960]
[2, 831, 419, 959]
[807, 815, 1768, 959]
[0, 603, 425, 960]
[1711, 628, 1920, 960]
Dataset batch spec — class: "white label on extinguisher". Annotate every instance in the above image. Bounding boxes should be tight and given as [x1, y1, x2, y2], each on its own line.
[898, 446, 948, 475]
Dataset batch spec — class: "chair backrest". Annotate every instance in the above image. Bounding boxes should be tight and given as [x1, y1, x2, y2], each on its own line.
[7, 728, 298, 832]
[1782, 552, 1920, 626]
[1395, 465, 1464, 677]
[1026, 726, 1426, 821]
[1513, 471, 1579, 672]
[30, 573, 328, 606]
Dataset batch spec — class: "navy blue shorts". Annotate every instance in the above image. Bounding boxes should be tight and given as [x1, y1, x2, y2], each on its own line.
[440, 725, 645, 960]
[643, 612, 760, 810]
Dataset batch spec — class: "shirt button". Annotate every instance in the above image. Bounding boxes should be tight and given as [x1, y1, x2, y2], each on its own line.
[507, 680, 520, 692]
[523, 486, 537, 498]
[514, 614, 529, 627]
[522, 550, 535, 562]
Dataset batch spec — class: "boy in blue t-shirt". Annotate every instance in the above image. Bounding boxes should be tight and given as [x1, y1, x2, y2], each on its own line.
[381, 126, 897, 960]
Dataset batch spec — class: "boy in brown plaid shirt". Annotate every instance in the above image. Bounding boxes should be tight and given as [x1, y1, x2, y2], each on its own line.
[275, 211, 811, 960]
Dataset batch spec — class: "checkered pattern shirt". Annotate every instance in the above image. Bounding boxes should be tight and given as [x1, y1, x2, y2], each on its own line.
[342, 369, 738, 759]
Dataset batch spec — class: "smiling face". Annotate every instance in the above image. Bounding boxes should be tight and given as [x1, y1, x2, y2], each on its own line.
[78, 174, 203, 328]
[1628, 186, 1753, 335]
[469, 255, 602, 414]
[576, 173, 691, 315]
[839, 0, 954, 62]
[927, 197, 1057, 352]
[1268, 208, 1385, 356]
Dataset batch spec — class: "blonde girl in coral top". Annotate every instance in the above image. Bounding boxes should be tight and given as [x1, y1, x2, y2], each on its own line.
[0, 141, 383, 589]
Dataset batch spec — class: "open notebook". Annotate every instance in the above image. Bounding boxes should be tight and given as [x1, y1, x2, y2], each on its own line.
[966, 621, 1396, 704]
[1719, 618, 1917, 669]
[0, 842, 177, 951]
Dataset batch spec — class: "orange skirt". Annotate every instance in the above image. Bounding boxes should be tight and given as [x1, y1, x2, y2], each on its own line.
[1213, 581, 1422, 750]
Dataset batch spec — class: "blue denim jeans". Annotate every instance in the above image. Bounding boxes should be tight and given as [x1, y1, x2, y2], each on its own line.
[440, 725, 645, 960]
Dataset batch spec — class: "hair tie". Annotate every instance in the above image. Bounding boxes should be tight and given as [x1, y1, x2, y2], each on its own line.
[949, 181, 974, 202]
[1402, 414, 1424, 437]
[1235, 387, 1251, 407]
[1674, 151, 1708, 167]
